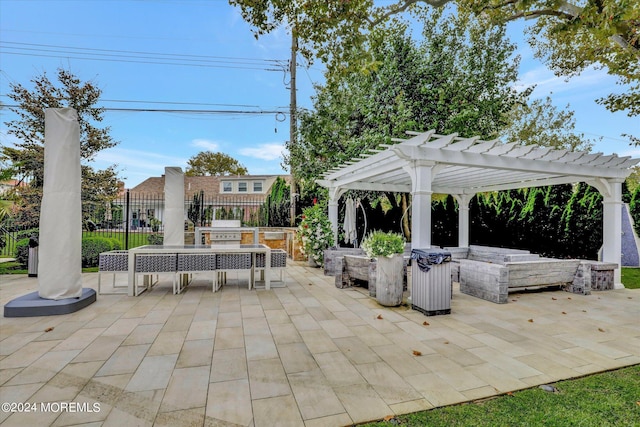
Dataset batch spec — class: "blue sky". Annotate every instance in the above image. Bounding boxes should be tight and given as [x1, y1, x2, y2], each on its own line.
[1, 0, 638, 188]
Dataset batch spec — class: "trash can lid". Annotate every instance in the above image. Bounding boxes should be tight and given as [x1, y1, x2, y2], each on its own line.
[411, 248, 451, 257]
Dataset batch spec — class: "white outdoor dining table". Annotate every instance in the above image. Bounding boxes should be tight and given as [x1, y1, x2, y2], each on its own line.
[127, 244, 271, 296]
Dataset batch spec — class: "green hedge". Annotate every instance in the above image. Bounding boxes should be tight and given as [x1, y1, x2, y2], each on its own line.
[81, 237, 121, 268]
[15, 236, 122, 268]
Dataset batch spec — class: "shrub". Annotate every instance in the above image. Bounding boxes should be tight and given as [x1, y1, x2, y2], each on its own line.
[147, 233, 163, 245]
[297, 203, 334, 266]
[361, 230, 405, 258]
[14, 238, 30, 266]
[81, 236, 114, 268]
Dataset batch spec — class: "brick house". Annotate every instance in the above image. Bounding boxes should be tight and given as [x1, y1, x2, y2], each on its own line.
[126, 174, 290, 228]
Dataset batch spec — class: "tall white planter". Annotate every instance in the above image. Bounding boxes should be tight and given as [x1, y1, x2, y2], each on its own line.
[375, 254, 404, 306]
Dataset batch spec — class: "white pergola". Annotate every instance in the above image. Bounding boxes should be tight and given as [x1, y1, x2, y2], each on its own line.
[317, 130, 639, 287]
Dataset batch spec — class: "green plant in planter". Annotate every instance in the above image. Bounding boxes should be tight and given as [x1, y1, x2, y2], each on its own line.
[297, 203, 334, 266]
[361, 230, 405, 258]
[149, 217, 162, 232]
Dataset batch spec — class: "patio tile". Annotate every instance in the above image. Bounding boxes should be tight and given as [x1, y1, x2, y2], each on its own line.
[389, 398, 433, 416]
[245, 333, 278, 361]
[355, 362, 423, 405]
[51, 395, 109, 426]
[1, 266, 638, 427]
[33, 321, 86, 341]
[155, 407, 205, 427]
[147, 331, 187, 356]
[185, 320, 217, 341]
[269, 322, 303, 345]
[205, 379, 252, 426]
[161, 366, 210, 411]
[95, 344, 150, 377]
[162, 314, 194, 332]
[369, 344, 430, 378]
[278, 342, 318, 374]
[303, 412, 353, 427]
[210, 348, 247, 383]
[0, 332, 46, 356]
[333, 337, 382, 365]
[176, 338, 214, 368]
[103, 317, 142, 336]
[1, 340, 61, 370]
[252, 394, 304, 427]
[125, 354, 178, 391]
[333, 383, 392, 424]
[466, 363, 529, 393]
[314, 351, 365, 387]
[243, 317, 270, 335]
[405, 372, 467, 407]
[5, 349, 81, 386]
[2, 407, 60, 427]
[247, 358, 291, 399]
[299, 330, 339, 354]
[288, 369, 345, 420]
[0, 383, 44, 424]
[123, 323, 164, 346]
[468, 346, 543, 379]
[264, 308, 292, 325]
[318, 319, 354, 339]
[73, 335, 127, 363]
[214, 327, 245, 350]
[104, 389, 164, 425]
[52, 327, 105, 352]
[0, 368, 23, 386]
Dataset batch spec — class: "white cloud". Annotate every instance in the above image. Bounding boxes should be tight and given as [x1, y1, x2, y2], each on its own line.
[514, 66, 615, 99]
[94, 148, 188, 172]
[239, 143, 286, 161]
[191, 139, 220, 151]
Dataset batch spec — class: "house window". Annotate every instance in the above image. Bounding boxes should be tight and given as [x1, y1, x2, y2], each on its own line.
[222, 182, 232, 193]
[238, 182, 247, 192]
[253, 181, 263, 192]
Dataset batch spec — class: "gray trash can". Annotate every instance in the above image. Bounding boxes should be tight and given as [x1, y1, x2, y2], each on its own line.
[410, 248, 452, 316]
[27, 235, 39, 277]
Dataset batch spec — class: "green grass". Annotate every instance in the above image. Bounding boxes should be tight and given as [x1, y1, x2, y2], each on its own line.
[622, 267, 640, 289]
[361, 365, 640, 427]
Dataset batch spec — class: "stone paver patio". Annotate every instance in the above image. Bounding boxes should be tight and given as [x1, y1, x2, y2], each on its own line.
[1, 262, 639, 426]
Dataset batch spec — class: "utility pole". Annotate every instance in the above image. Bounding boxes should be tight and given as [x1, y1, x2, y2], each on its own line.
[289, 31, 298, 227]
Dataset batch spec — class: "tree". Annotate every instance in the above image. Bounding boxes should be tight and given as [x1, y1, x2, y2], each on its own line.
[288, 10, 526, 186]
[503, 96, 594, 151]
[185, 151, 248, 176]
[230, 0, 638, 116]
[4, 68, 120, 228]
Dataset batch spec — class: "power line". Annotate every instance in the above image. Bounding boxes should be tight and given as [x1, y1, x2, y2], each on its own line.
[1, 103, 289, 116]
[0, 41, 288, 71]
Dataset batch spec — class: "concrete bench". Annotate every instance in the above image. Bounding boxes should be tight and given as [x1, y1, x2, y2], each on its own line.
[458, 257, 620, 304]
[459, 258, 582, 303]
[334, 254, 408, 297]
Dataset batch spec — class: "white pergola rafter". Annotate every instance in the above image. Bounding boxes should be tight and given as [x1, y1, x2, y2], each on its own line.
[317, 130, 639, 287]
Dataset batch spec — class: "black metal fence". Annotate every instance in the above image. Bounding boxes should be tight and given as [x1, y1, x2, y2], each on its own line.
[1, 190, 291, 258]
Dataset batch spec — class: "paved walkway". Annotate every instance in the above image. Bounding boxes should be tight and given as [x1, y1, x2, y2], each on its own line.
[1, 263, 639, 426]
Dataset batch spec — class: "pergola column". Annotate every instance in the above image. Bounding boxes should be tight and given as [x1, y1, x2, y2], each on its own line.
[453, 193, 472, 248]
[404, 160, 436, 249]
[592, 178, 624, 288]
[327, 186, 344, 246]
